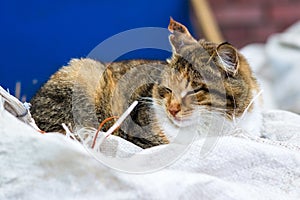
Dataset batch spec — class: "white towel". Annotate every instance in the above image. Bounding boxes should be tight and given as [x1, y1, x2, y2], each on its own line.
[0, 94, 300, 200]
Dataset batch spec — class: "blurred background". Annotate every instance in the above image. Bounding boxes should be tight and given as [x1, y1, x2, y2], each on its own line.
[210, 0, 300, 48]
[1, 0, 300, 112]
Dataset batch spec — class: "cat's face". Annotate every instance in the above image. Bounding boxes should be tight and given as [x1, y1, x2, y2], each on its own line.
[152, 18, 257, 129]
[152, 67, 208, 127]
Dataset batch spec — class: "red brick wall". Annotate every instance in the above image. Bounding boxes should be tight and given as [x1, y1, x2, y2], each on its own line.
[208, 0, 300, 48]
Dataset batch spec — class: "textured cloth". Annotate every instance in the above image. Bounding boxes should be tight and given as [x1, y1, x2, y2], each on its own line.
[0, 96, 300, 200]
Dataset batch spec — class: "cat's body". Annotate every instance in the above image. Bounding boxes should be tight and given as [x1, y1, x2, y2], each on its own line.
[30, 19, 262, 148]
[30, 58, 169, 148]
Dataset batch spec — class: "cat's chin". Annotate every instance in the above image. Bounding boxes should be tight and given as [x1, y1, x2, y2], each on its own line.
[169, 116, 196, 128]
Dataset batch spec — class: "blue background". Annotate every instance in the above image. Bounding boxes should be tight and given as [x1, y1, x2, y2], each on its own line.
[0, 0, 192, 101]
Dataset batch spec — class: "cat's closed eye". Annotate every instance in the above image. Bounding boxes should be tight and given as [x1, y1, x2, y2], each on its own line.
[185, 86, 208, 97]
[157, 86, 172, 98]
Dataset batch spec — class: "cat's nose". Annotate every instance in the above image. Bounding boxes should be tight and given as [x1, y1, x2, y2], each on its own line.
[168, 103, 181, 117]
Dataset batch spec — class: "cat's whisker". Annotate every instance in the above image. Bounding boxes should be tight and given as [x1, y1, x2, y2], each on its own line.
[139, 97, 153, 100]
[234, 89, 263, 127]
[192, 104, 229, 114]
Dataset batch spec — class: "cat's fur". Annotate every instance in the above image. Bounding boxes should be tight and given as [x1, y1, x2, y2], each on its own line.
[30, 18, 262, 148]
[30, 58, 169, 148]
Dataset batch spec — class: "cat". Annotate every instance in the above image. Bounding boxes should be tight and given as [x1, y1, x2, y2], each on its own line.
[30, 18, 262, 149]
[152, 18, 262, 141]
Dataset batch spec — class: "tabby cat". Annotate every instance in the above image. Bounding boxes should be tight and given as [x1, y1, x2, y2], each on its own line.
[30, 18, 262, 148]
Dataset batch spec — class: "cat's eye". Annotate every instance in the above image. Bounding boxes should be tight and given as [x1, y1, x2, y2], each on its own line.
[157, 86, 172, 97]
[164, 87, 172, 93]
[186, 87, 205, 96]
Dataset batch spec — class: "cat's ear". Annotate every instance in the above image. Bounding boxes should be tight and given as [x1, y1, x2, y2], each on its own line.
[168, 17, 197, 55]
[216, 42, 239, 76]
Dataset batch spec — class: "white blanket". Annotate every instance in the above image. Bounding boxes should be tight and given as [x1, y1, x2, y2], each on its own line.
[0, 95, 300, 200]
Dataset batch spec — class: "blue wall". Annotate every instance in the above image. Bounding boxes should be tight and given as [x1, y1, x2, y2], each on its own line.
[0, 0, 192, 100]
